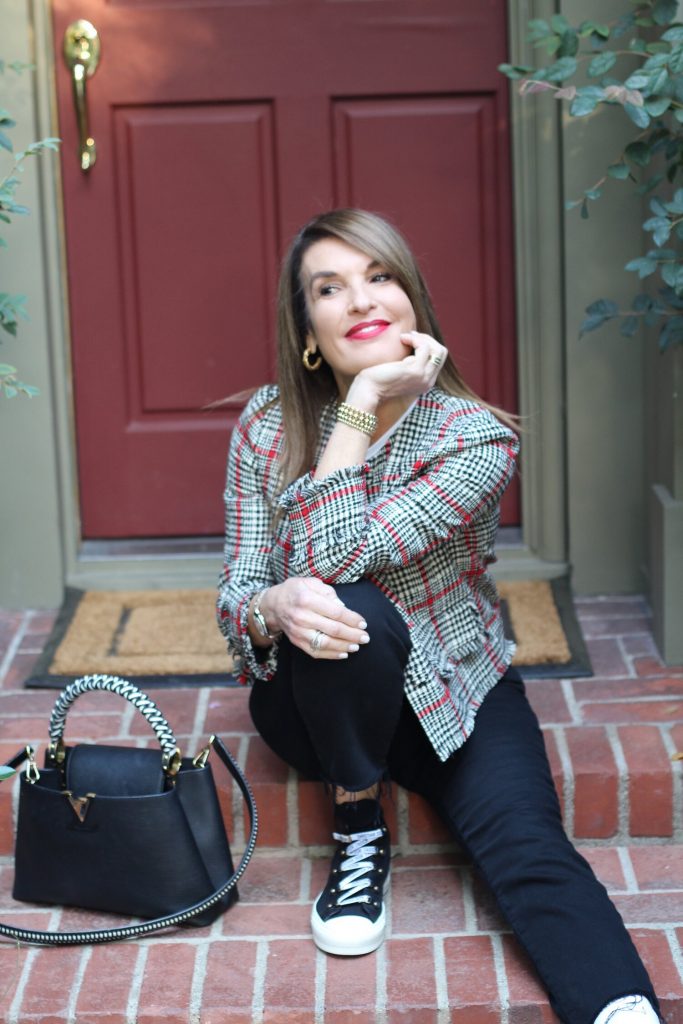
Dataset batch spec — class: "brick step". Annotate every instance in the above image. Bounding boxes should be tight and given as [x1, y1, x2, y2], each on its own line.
[1, 601, 682, 1021]
[0, 846, 682, 1022]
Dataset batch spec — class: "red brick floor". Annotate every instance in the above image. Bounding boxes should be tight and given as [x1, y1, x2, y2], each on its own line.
[0, 595, 682, 1022]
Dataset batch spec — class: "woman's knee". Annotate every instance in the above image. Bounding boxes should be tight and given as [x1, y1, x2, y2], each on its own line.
[332, 580, 411, 660]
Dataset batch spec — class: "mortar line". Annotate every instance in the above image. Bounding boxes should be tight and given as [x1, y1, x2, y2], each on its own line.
[664, 926, 683, 984]
[560, 678, 581, 725]
[125, 944, 148, 1024]
[314, 947, 327, 1024]
[65, 945, 92, 1023]
[0, 612, 30, 685]
[433, 935, 450, 1022]
[490, 932, 510, 1024]
[552, 727, 575, 838]
[616, 846, 639, 894]
[375, 939, 388, 1023]
[661, 726, 683, 840]
[189, 936, 210, 1024]
[251, 938, 269, 1024]
[606, 724, 629, 840]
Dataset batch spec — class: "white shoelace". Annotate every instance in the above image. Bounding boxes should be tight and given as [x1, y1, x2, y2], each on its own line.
[331, 828, 385, 906]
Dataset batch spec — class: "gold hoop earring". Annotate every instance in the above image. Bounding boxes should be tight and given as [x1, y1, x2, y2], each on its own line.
[302, 347, 322, 372]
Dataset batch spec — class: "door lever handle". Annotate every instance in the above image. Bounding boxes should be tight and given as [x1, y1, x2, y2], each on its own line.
[63, 20, 101, 172]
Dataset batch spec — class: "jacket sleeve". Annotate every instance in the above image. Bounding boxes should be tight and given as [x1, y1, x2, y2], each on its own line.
[276, 413, 519, 584]
[216, 398, 279, 684]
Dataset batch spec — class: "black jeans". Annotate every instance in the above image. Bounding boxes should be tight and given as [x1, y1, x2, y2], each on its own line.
[249, 580, 659, 1024]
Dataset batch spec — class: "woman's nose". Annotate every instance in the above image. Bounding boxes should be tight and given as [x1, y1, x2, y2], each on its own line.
[348, 282, 376, 313]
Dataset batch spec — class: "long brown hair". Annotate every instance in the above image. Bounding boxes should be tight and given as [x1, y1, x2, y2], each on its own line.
[276, 208, 517, 489]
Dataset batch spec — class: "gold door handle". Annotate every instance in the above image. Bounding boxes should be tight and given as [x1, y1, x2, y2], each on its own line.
[63, 20, 101, 172]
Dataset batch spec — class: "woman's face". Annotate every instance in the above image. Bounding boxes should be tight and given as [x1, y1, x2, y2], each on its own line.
[300, 237, 417, 395]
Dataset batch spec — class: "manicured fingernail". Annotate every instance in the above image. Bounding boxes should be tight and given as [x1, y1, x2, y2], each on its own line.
[358, 620, 367, 629]
[338, 652, 349, 660]
[348, 643, 360, 653]
[359, 633, 370, 644]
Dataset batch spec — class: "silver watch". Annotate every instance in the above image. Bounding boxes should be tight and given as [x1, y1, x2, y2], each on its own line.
[252, 590, 278, 639]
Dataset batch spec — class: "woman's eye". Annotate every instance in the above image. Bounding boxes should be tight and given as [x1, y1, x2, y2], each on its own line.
[318, 284, 338, 297]
[371, 272, 392, 283]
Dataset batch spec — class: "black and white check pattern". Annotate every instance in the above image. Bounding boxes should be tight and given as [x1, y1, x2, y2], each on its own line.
[217, 384, 519, 762]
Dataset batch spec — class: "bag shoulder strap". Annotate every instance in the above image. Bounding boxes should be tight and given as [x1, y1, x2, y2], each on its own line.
[0, 736, 258, 946]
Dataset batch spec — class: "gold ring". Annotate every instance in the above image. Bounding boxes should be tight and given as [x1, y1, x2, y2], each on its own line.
[310, 630, 325, 652]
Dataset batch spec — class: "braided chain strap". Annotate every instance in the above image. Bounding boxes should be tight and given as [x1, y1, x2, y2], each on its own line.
[48, 674, 177, 761]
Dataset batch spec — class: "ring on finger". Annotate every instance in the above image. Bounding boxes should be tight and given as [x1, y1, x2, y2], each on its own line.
[429, 353, 443, 367]
[310, 629, 326, 652]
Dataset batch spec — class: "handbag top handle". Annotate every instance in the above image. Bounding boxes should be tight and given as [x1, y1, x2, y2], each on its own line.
[48, 674, 181, 775]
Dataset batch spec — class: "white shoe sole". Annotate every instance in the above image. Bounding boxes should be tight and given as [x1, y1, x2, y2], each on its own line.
[310, 879, 389, 957]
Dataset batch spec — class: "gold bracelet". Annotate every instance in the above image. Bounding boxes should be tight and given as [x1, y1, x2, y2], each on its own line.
[336, 402, 378, 436]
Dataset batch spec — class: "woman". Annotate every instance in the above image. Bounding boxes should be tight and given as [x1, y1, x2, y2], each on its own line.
[217, 209, 660, 1024]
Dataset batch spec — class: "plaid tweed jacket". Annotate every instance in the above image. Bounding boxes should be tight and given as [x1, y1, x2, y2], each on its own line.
[217, 383, 520, 762]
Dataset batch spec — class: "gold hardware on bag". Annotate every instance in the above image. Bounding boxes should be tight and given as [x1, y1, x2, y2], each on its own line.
[25, 746, 40, 784]
[162, 747, 182, 778]
[64, 790, 96, 823]
[47, 737, 66, 766]
[192, 736, 216, 769]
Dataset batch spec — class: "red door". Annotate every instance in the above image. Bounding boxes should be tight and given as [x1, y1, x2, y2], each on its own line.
[53, 0, 518, 537]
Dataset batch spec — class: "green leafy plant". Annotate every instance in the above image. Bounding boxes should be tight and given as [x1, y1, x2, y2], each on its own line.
[500, 1, 683, 349]
[1, 58, 60, 397]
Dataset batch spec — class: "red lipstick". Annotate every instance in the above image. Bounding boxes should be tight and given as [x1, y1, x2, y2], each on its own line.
[345, 320, 390, 340]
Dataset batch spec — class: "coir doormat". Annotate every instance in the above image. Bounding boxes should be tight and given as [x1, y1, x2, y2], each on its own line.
[24, 578, 591, 690]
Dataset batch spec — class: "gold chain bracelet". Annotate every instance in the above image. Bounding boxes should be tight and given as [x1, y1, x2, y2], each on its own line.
[336, 402, 378, 436]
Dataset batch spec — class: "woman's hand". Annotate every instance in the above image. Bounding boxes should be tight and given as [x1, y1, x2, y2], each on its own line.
[257, 577, 370, 660]
[345, 331, 448, 411]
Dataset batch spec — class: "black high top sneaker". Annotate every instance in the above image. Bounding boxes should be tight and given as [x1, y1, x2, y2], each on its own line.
[311, 798, 391, 956]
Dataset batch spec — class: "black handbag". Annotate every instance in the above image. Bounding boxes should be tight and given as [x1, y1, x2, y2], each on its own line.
[0, 674, 258, 946]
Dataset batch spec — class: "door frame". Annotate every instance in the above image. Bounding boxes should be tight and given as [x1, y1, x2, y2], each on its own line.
[28, 0, 568, 598]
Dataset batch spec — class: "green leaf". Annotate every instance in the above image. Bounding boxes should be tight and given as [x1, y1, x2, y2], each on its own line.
[646, 248, 677, 260]
[653, 0, 679, 26]
[558, 30, 580, 59]
[663, 26, 683, 42]
[584, 188, 602, 200]
[674, 107, 683, 123]
[586, 299, 619, 318]
[565, 199, 583, 210]
[579, 20, 611, 39]
[644, 216, 672, 245]
[528, 19, 552, 42]
[608, 162, 630, 179]
[620, 316, 639, 336]
[570, 87, 605, 117]
[625, 141, 652, 167]
[3, 384, 18, 397]
[587, 51, 617, 77]
[662, 261, 681, 287]
[666, 187, 683, 213]
[0, 130, 13, 153]
[550, 14, 569, 34]
[0, 766, 15, 781]
[645, 96, 672, 116]
[646, 41, 673, 55]
[545, 57, 578, 83]
[651, 197, 669, 216]
[0, 363, 18, 375]
[625, 73, 651, 90]
[581, 198, 589, 219]
[499, 63, 535, 80]
[670, 46, 683, 75]
[624, 102, 651, 128]
[636, 16, 655, 29]
[625, 257, 658, 278]
[648, 69, 670, 95]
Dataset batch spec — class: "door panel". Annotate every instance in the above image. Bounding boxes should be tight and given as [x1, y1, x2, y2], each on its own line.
[53, 0, 518, 536]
